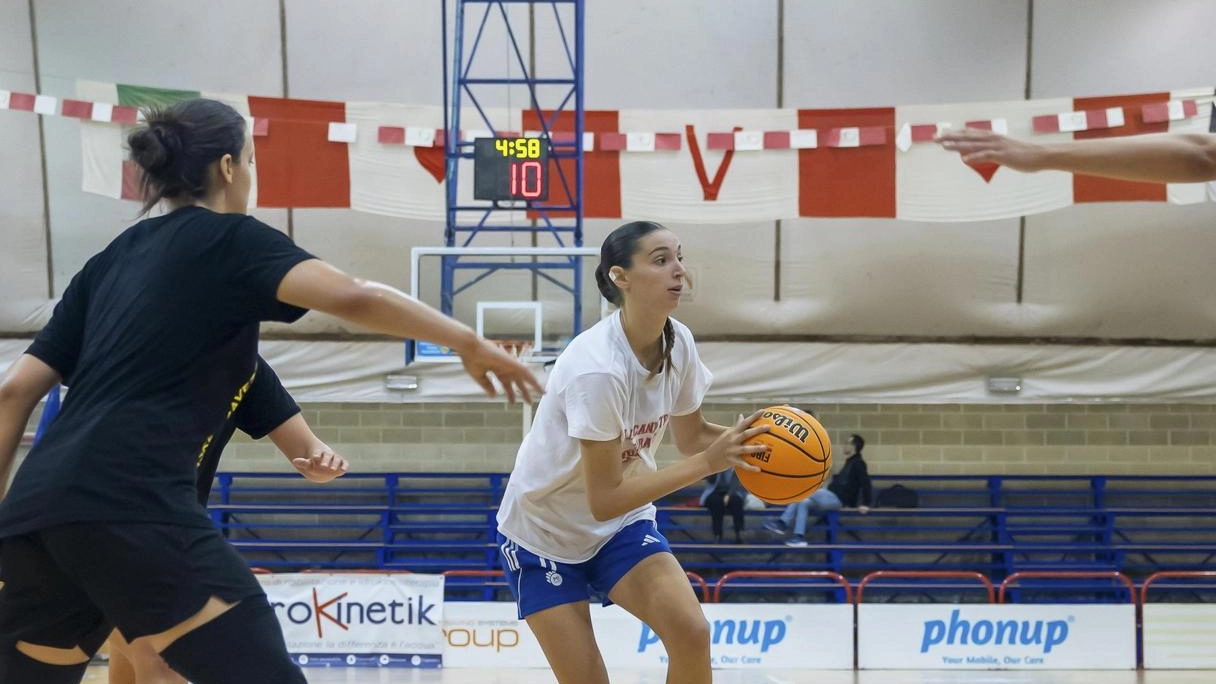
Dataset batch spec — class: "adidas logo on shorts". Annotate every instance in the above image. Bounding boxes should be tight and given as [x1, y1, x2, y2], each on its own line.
[642, 534, 661, 546]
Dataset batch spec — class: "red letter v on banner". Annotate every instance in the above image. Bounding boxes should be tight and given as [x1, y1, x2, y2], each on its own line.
[686, 125, 742, 201]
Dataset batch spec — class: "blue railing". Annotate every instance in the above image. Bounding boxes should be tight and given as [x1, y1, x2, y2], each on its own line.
[209, 473, 1216, 589]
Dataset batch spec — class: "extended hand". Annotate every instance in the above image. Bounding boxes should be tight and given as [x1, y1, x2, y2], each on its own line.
[292, 447, 349, 483]
[460, 339, 545, 405]
[936, 128, 1046, 172]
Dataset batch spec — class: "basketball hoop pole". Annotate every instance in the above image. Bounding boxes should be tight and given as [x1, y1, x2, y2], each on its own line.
[437, 0, 587, 364]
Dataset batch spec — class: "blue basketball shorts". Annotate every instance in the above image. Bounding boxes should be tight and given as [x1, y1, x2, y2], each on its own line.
[497, 519, 672, 619]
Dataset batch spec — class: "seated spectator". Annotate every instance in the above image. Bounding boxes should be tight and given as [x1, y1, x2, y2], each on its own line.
[700, 469, 747, 544]
[765, 433, 872, 546]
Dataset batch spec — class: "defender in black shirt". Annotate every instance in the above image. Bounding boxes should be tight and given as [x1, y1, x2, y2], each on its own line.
[108, 356, 347, 684]
[0, 98, 541, 684]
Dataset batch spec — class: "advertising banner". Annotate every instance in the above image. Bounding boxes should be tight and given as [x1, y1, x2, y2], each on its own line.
[260, 573, 445, 668]
[443, 602, 853, 669]
[858, 604, 1135, 670]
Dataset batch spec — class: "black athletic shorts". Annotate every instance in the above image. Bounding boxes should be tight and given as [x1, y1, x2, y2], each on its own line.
[0, 522, 264, 650]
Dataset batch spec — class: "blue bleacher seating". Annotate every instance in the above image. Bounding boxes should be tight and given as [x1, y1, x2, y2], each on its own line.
[208, 472, 1216, 601]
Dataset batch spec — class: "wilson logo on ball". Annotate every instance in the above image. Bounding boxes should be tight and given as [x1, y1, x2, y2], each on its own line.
[760, 410, 810, 443]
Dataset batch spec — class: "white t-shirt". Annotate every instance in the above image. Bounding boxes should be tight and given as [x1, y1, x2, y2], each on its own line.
[496, 311, 713, 564]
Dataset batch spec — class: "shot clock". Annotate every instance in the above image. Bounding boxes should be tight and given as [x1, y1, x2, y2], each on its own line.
[473, 137, 550, 201]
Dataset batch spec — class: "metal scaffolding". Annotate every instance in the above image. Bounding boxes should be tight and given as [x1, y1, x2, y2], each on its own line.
[410, 0, 585, 364]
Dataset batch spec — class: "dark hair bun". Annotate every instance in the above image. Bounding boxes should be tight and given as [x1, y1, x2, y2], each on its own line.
[129, 120, 185, 175]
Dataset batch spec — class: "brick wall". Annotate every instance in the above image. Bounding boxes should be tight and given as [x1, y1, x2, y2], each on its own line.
[195, 402, 1216, 476]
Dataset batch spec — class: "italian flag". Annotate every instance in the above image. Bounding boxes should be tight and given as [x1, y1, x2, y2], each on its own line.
[79, 82, 253, 203]
[77, 80, 448, 216]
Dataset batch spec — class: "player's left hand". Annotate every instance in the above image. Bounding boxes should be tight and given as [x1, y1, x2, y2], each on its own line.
[292, 447, 349, 483]
[936, 128, 1046, 172]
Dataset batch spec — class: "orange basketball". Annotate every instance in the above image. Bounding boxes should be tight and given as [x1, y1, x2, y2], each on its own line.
[734, 406, 832, 505]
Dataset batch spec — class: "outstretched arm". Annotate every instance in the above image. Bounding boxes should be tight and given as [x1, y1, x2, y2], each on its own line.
[0, 356, 60, 499]
[277, 259, 544, 404]
[937, 129, 1216, 184]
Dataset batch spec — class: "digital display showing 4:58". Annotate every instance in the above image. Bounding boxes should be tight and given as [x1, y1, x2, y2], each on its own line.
[473, 137, 550, 201]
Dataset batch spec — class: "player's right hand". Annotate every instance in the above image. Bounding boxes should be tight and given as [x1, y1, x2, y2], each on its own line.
[459, 338, 545, 405]
[702, 410, 769, 475]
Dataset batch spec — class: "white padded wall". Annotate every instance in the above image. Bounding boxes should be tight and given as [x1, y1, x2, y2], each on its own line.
[1022, 202, 1216, 339]
[778, 219, 1021, 337]
[1032, 0, 1216, 97]
[784, 0, 1029, 107]
[0, 2, 50, 330]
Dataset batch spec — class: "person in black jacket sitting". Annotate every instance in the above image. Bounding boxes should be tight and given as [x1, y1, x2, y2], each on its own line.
[765, 433, 872, 546]
[700, 469, 748, 544]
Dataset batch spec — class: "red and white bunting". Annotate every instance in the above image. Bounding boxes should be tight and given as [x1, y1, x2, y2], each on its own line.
[5, 91, 36, 111]
[379, 126, 443, 146]
[653, 132, 681, 150]
[707, 129, 819, 151]
[599, 132, 626, 151]
[327, 122, 357, 143]
[240, 116, 270, 138]
[521, 130, 603, 151]
[733, 130, 764, 151]
[4, 88, 1211, 160]
[405, 126, 436, 147]
[1033, 107, 1124, 133]
[33, 95, 57, 116]
[1141, 99, 1201, 123]
[965, 118, 1008, 135]
[896, 122, 952, 152]
[789, 129, 819, 149]
[60, 99, 93, 119]
[626, 132, 655, 152]
[113, 105, 139, 124]
[377, 126, 405, 144]
[90, 102, 113, 122]
[825, 126, 885, 148]
[762, 131, 791, 149]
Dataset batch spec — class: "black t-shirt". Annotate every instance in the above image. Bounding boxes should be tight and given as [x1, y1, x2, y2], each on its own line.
[0, 206, 315, 537]
[195, 356, 300, 505]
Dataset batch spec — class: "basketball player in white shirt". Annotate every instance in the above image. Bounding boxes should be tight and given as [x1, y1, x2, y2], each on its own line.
[496, 221, 769, 684]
